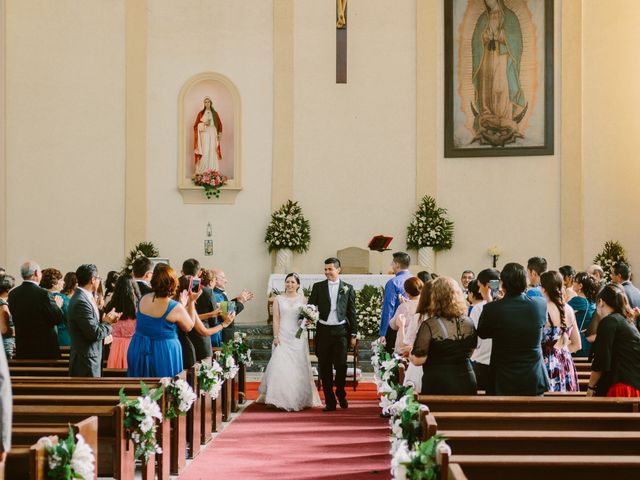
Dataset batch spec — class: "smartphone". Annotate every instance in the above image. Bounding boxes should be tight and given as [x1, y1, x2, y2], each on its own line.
[489, 279, 500, 298]
[190, 277, 201, 293]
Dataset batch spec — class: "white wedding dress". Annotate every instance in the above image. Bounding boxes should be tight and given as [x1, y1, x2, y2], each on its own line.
[257, 295, 322, 411]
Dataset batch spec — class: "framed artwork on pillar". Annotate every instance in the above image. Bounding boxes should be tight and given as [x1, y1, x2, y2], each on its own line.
[444, 0, 554, 157]
[177, 72, 242, 203]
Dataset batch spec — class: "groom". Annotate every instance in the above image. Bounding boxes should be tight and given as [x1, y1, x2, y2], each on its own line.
[308, 257, 357, 411]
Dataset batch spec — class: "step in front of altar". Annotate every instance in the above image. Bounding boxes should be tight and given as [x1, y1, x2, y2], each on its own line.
[236, 324, 375, 373]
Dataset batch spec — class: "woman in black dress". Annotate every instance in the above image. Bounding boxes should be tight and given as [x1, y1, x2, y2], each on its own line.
[410, 276, 478, 395]
[588, 283, 640, 398]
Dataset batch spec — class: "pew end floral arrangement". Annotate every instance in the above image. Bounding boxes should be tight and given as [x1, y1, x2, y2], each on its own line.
[38, 425, 95, 480]
[220, 341, 239, 379]
[371, 339, 450, 480]
[119, 382, 164, 462]
[198, 359, 224, 400]
[160, 377, 196, 420]
[232, 331, 253, 367]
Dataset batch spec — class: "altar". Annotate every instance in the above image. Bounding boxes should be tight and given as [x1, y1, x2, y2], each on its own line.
[267, 273, 393, 294]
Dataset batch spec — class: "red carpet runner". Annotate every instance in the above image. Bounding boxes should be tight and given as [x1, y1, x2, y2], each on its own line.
[180, 382, 391, 480]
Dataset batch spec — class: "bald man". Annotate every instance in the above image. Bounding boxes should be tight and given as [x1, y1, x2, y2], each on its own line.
[212, 269, 253, 343]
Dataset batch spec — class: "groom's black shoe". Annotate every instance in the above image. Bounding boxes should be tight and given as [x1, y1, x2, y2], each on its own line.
[322, 405, 336, 412]
[339, 398, 348, 409]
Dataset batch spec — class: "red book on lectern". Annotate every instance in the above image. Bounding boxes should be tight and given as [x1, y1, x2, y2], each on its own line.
[368, 235, 393, 252]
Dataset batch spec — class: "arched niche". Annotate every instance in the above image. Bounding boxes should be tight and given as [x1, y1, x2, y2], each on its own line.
[177, 72, 242, 204]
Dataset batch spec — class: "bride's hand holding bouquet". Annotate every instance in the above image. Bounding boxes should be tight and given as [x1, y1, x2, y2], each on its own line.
[296, 304, 319, 339]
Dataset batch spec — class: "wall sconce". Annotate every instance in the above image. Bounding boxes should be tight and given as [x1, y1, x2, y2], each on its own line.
[206, 222, 213, 237]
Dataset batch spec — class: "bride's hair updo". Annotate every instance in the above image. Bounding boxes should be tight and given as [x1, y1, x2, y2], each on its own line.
[285, 272, 301, 291]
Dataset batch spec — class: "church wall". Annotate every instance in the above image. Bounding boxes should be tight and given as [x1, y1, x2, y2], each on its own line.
[4, 0, 126, 274]
[145, 0, 274, 321]
[290, 0, 417, 275]
[434, 1, 562, 278]
[582, 0, 640, 274]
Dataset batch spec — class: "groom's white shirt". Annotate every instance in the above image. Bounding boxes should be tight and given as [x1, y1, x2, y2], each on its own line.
[319, 279, 345, 326]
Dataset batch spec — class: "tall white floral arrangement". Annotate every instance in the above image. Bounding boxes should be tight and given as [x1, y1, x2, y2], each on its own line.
[264, 200, 311, 253]
[406, 196, 454, 251]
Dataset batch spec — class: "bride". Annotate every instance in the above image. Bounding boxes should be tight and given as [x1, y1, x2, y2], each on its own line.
[257, 273, 321, 411]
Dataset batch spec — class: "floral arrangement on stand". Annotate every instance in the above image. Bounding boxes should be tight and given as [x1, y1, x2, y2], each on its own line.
[594, 240, 629, 282]
[160, 377, 197, 420]
[198, 360, 225, 400]
[406, 195, 454, 269]
[123, 242, 160, 273]
[37, 426, 95, 480]
[355, 285, 384, 338]
[265, 200, 311, 273]
[118, 382, 164, 462]
[371, 339, 449, 480]
[192, 169, 228, 199]
[264, 200, 311, 253]
[232, 332, 253, 367]
[220, 341, 240, 379]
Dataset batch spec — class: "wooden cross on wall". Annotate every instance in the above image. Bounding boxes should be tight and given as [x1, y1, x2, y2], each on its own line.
[336, 0, 347, 83]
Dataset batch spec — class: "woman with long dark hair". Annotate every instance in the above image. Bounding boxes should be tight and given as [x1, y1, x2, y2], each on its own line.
[588, 284, 640, 397]
[540, 271, 580, 392]
[105, 275, 140, 368]
[568, 272, 599, 357]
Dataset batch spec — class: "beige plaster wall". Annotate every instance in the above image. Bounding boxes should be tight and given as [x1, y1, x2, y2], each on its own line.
[145, 0, 273, 321]
[290, 0, 417, 275]
[583, 0, 640, 273]
[4, 0, 126, 274]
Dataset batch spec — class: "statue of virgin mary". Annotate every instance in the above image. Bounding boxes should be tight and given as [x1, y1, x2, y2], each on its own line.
[194, 97, 223, 173]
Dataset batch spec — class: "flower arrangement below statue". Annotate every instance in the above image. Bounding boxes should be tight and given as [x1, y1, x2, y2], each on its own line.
[192, 169, 228, 199]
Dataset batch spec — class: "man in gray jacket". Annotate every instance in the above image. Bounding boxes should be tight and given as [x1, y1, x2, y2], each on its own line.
[68, 264, 120, 377]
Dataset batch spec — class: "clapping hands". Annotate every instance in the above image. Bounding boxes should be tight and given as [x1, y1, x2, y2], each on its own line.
[102, 308, 122, 324]
[238, 289, 254, 303]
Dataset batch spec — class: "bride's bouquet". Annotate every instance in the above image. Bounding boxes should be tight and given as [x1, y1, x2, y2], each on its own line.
[296, 304, 319, 338]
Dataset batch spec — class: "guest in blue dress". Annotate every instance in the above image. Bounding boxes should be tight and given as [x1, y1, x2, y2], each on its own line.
[127, 263, 198, 378]
[569, 272, 599, 357]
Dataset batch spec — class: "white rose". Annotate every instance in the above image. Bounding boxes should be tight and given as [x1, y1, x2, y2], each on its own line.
[70, 434, 95, 480]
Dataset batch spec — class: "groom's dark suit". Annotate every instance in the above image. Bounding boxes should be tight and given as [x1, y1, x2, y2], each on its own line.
[308, 279, 357, 409]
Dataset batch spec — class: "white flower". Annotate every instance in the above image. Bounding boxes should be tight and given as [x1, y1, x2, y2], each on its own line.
[159, 377, 171, 387]
[341, 285, 349, 294]
[391, 418, 404, 439]
[381, 358, 397, 371]
[71, 434, 95, 480]
[36, 435, 57, 450]
[379, 395, 393, 412]
[225, 355, 235, 368]
[139, 416, 154, 434]
[390, 440, 412, 480]
[137, 396, 162, 420]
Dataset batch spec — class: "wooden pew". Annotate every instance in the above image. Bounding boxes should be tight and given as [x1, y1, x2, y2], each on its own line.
[11, 385, 173, 479]
[445, 456, 640, 480]
[418, 395, 640, 413]
[426, 411, 640, 433]
[7, 416, 98, 480]
[12, 405, 134, 480]
[427, 426, 640, 455]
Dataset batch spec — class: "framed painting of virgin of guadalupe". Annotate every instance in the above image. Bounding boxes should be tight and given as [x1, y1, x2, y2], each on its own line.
[444, 0, 553, 157]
